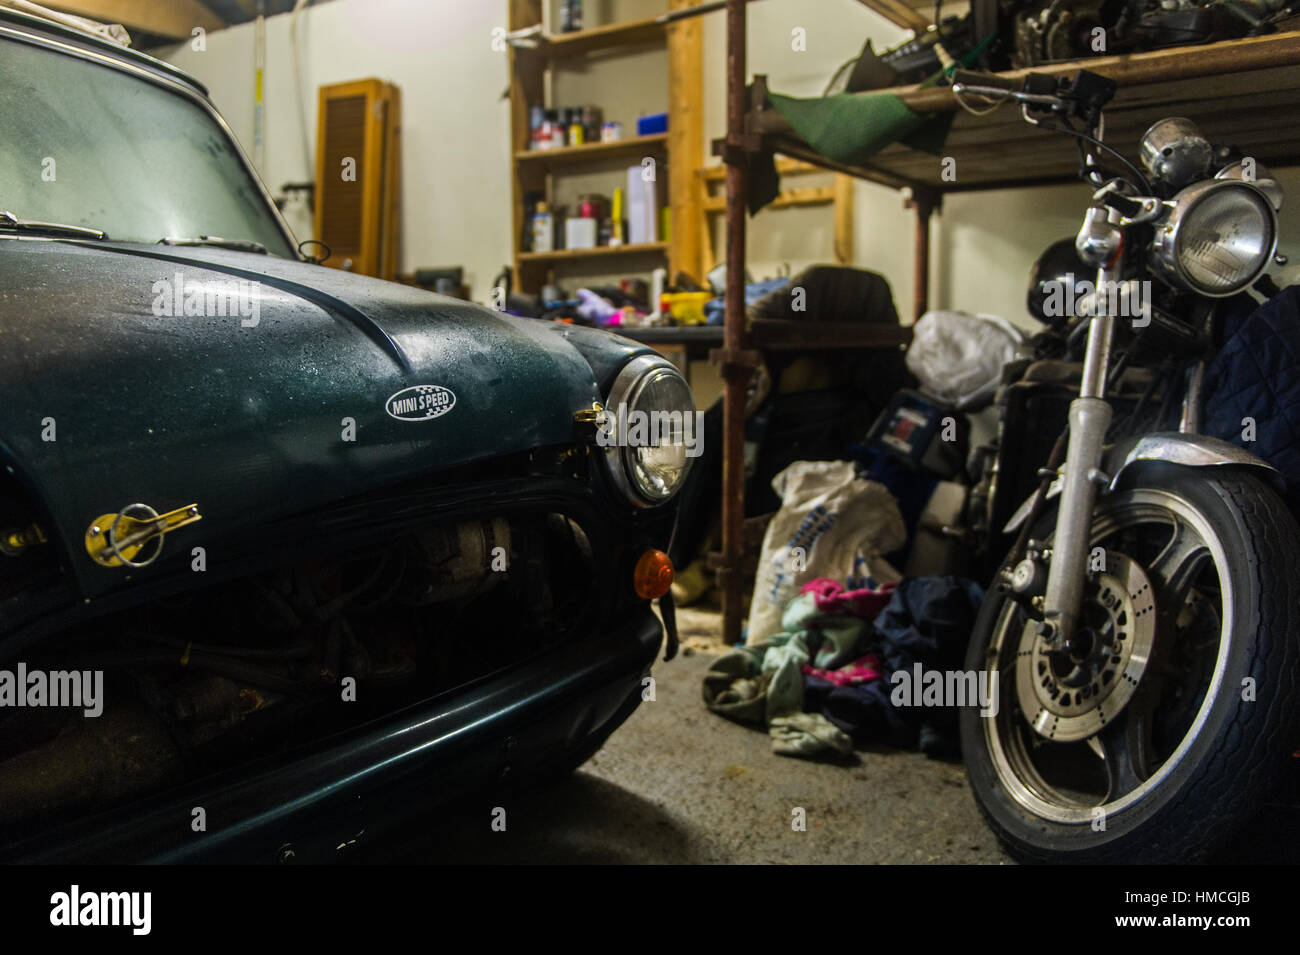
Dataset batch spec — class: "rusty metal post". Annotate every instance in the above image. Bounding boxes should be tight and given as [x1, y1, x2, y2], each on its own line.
[909, 189, 939, 320]
[720, 0, 748, 645]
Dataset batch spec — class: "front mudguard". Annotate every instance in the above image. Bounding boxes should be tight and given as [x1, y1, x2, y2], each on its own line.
[1002, 432, 1280, 536]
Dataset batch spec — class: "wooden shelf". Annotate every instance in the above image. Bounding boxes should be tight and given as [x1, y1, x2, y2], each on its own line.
[618, 325, 723, 345]
[509, 1, 701, 294]
[616, 321, 913, 351]
[750, 31, 1300, 194]
[515, 133, 668, 167]
[517, 241, 668, 264]
[749, 320, 912, 351]
[534, 16, 666, 58]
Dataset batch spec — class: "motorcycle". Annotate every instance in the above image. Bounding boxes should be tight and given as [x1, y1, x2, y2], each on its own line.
[941, 68, 1299, 862]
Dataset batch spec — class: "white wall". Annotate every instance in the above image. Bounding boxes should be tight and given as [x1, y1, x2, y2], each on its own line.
[155, 0, 513, 298]
[155, 0, 1299, 319]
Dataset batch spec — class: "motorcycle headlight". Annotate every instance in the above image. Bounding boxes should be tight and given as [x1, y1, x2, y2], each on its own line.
[602, 354, 697, 507]
[1150, 179, 1277, 297]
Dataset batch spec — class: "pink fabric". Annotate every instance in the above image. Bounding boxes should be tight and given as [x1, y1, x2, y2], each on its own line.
[803, 653, 884, 687]
[799, 577, 897, 619]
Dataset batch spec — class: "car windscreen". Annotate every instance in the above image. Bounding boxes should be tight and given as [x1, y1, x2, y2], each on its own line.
[0, 35, 295, 256]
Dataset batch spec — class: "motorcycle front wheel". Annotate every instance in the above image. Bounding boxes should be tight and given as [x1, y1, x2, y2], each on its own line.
[961, 465, 1300, 863]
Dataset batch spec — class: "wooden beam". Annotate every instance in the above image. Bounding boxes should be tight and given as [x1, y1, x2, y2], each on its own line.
[538, 16, 666, 58]
[699, 157, 830, 182]
[833, 174, 854, 266]
[668, 0, 705, 282]
[896, 29, 1300, 114]
[701, 185, 834, 212]
[749, 320, 912, 350]
[508, 0, 545, 294]
[41, 0, 224, 40]
[852, 0, 930, 34]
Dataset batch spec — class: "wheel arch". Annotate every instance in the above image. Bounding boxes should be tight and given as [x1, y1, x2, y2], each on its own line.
[1002, 432, 1282, 536]
[1106, 433, 1282, 492]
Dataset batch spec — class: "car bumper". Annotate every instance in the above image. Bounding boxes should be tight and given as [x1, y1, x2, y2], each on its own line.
[3, 606, 663, 863]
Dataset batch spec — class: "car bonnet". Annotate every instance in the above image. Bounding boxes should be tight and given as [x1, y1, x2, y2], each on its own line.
[0, 239, 636, 598]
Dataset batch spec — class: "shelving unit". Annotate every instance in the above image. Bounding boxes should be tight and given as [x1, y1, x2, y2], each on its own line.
[714, 0, 1300, 643]
[506, 1, 703, 295]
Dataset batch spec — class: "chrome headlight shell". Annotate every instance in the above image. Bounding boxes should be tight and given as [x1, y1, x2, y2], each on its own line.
[601, 354, 697, 507]
[1150, 179, 1277, 297]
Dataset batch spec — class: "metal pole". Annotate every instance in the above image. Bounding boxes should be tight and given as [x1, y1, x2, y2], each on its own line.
[913, 195, 933, 320]
[721, 0, 748, 645]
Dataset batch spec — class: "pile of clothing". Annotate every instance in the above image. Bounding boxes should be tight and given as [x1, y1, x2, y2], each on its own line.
[703, 575, 983, 759]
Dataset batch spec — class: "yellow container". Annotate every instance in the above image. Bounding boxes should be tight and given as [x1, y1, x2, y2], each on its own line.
[661, 291, 712, 326]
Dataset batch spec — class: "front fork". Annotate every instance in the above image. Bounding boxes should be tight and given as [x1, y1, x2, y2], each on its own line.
[1039, 253, 1122, 648]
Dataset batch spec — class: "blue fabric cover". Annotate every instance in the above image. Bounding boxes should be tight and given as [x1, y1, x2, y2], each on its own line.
[1203, 286, 1300, 512]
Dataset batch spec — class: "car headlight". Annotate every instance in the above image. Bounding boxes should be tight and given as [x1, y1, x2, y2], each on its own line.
[601, 354, 696, 507]
[1150, 179, 1277, 297]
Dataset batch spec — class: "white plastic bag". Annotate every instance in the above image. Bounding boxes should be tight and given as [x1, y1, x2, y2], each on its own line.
[905, 310, 1023, 405]
[745, 461, 905, 644]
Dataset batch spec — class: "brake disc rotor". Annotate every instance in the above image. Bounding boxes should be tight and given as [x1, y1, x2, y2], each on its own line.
[1016, 551, 1157, 742]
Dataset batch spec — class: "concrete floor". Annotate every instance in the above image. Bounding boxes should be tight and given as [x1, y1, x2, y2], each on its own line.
[366, 605, 1013, 864]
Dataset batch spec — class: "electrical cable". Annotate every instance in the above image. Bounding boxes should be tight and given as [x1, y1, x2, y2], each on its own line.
[954, 85, 1005, 116]
[1039, 115, 1152, 194]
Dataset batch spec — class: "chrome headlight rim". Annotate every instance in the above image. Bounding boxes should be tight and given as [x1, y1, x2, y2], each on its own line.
[1151, 178, 1278, 298]
[601, 354, 695, 508]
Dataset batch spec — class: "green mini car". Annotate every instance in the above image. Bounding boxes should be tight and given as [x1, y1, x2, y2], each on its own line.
[0, 8, 693, 862]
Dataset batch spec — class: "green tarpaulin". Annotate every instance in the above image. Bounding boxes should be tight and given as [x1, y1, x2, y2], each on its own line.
[748, 85, 954, 214]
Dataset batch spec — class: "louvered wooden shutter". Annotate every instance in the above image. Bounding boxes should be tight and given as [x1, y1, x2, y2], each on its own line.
[314, 79, 401, 280]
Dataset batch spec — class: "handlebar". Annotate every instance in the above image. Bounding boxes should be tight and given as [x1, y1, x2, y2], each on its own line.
[950, 69, 1023, 94]
[949, 69, 1117, 121]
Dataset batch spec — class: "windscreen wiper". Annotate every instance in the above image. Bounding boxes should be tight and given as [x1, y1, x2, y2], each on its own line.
[1, 210, 107, 240]
[160, 235, 268, 254]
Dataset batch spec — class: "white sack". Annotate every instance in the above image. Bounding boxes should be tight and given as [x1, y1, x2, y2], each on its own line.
[745, 461, 905, 644]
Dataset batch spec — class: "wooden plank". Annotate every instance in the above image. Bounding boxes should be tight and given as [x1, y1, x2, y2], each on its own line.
[895, 31, 1300, 114]
[833, 174, 854, 266]
[669, 0, 705, 283]
[700, 157, 829, 182]
[509, 0, 545, 294]
[701, 185, 835, 212]
[42, 0, 223, 39]
[537, 15, 666, 57]
[517, 241, 669, 263]
[618, 326, 724, 345]
[852, 0, 930, 33]
[749, 320, 912, 350]
[515, 133, 668, 165]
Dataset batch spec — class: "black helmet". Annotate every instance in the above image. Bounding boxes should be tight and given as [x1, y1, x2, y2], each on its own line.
[1027, 238, 1090, 326]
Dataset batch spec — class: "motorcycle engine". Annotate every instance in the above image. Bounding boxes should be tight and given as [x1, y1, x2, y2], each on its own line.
[1004, 0, 1289, 68]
